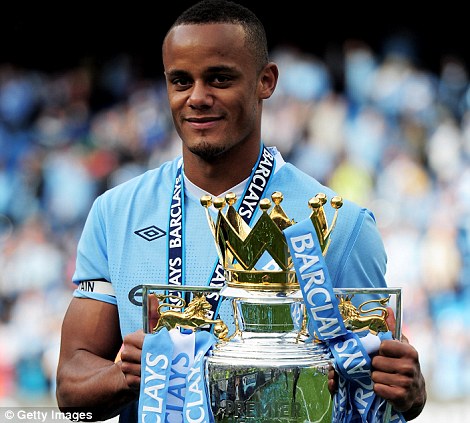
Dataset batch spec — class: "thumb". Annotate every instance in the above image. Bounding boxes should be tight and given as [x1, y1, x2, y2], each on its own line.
[148, 293, 161, 332]
[385, 306, 409, 343]
[385, 306, 396, 336]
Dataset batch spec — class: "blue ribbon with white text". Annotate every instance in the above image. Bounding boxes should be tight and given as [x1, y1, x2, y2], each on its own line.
[284, 218, 406, 423]
[139, 328, 174, 422]
[167, 145, 276, 322]
[183, 331, 216, 423]
[138, 328, 216, 422]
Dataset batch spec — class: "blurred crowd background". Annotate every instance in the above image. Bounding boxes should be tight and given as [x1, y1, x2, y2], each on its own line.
[0, 9, 469, 421]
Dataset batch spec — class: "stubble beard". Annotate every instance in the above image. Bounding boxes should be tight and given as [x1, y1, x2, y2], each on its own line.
[188, 141, 228, 162]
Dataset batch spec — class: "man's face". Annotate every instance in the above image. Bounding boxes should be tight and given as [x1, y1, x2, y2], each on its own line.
[162, 23, 264, 161]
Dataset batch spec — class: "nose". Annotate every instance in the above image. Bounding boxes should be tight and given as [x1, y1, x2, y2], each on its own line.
[187, 81, 213, 109]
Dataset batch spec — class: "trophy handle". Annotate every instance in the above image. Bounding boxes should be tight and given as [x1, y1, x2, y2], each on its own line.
[333, 287, 402, 340]
[142, 284, 227, 337]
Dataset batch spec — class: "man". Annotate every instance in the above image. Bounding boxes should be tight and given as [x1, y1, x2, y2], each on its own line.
[56, 1, 426, 421]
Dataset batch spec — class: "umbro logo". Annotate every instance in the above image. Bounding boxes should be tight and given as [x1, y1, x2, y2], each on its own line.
[134, 225, 166, 242]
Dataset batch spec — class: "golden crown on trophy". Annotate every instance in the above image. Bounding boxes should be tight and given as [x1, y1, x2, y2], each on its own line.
[200, 191, 343, 291]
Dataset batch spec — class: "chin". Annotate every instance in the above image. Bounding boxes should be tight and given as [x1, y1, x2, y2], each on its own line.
[188, 142, 227, 162]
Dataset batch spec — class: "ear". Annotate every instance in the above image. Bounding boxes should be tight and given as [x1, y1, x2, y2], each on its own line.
[259, 62, 279, 100]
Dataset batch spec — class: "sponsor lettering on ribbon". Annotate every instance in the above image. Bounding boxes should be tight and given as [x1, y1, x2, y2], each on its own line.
[206, 145, 275, 315]
[139, 328, 173, 422]
[168, 145, 275, 318]
[139, 328, 216, 423]
[168, 168, 184, 307]
[284, 218, 406, 423]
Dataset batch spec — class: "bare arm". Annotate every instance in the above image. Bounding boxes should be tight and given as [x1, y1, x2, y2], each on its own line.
[56, 297, 145, 421]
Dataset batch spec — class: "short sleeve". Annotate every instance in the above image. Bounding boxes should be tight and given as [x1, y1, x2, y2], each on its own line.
[72, 195, 111, 286]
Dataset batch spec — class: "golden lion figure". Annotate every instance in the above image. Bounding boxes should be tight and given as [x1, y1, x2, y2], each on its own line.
[337, 295, 390, 335]
[152, 293, 229, 340]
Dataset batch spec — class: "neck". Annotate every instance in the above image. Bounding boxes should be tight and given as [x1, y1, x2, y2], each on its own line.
[183, 143, 262, 196]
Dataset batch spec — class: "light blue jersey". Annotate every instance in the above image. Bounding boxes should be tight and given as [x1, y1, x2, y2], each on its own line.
[73, 146, 387, 339]
[73, 145, 388, 422]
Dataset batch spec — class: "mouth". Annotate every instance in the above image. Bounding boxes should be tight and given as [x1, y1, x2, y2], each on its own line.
[185, 116, 222, 130]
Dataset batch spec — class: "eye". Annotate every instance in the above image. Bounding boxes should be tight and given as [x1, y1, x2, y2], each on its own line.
[210, 74, 233, 87]
[171, 76, 193, 91]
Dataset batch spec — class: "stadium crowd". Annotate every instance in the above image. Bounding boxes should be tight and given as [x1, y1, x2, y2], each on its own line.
[0, 33, 469, 412]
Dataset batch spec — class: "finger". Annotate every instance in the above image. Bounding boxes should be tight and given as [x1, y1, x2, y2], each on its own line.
[378, 339, 417, 360]
[121, 357, 142, 374]
[121, 331, 146, 363]
[371, 366, 412, 387]
[372, 355, 401, 376]
[328, 377, 337, 395]
[372, 346, 420, 379]
[328, 364, 335, 378]
[123, 371, 142, 391]
[327, 364, 336, 382]
[373, 382, 412, 412]
[327, 365, 338, 395]
[385, 307, 410, 343]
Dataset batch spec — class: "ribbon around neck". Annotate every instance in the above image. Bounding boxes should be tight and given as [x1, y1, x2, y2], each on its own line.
[166, 145, 276, 320]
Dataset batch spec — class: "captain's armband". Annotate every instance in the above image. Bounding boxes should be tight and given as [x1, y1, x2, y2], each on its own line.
[76, 279, 116, 296]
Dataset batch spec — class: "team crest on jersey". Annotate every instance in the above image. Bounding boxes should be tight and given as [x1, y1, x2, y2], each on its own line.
[134, 225, 166, 241]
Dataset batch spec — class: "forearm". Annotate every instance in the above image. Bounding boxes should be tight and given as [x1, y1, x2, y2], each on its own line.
[56, 351, 138, 421]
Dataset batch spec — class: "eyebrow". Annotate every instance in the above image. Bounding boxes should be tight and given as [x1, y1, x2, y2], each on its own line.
[166, 65, 238, 79]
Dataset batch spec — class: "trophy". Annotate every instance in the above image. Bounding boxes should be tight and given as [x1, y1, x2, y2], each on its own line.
[142, 192, 401, 422]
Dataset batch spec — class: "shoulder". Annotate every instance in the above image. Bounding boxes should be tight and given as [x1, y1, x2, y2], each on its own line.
[274, 159, 377, 243]
[272, 157, 387, 287]
[275, 162, 336, 196]
[85, 158, 181, 224]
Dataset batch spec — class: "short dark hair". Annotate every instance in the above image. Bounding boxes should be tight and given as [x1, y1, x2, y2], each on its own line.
[167, 0, 269, 69]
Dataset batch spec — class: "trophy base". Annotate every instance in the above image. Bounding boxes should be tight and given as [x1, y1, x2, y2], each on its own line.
[206, 334, 333, 423]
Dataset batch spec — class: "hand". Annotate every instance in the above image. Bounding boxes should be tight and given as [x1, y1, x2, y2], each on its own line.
[116, 294, 161, 392]
[327, 305, 400, 397]
[371, 308, 427, 420]
[328, 307, 427, 420]
[117, 330, 146, 391]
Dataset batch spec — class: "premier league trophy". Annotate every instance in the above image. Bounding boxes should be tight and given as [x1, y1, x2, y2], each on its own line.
[198, 192, 336, 422]
[142, 191, 401, 423]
